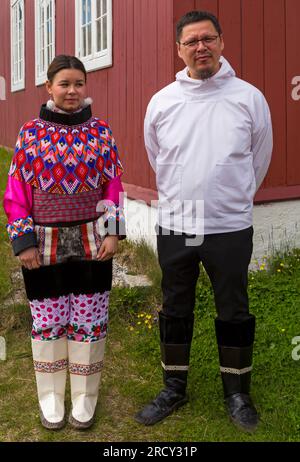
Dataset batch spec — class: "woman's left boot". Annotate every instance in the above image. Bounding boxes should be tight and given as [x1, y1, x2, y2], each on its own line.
[31, 337, 68, 430]
[68, 338, 105, 429]
[215, 316, 259, 432]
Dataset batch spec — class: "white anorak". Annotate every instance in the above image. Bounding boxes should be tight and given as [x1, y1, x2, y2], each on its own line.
[144, 56, 273, 235]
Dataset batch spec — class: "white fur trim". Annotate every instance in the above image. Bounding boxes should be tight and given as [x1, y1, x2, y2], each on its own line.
[83, 97, 93, 107]
[46, 99, 56, 110]
[46, 97, 92, 113]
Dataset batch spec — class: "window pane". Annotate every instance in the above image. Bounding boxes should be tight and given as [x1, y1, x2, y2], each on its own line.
[18, 59, 22, 81]
[19, 40, 22, 63]
[103, 15, 107, 49]
[82, 26, 87, 56]
[48, 17, 52, 48]
[96, 0, 101, 18]
[40, 4, 43, 26]
[102, 0, 107, 15]
[14, 61, 18, 83]
[47, 45, 51, 67]
[87, 24, 91, 55]
[87, 0, 91, 23]
[96, 20, 101, 52]
[41, 21, 44, 52]
[20, 11, 23, 36]
[41, 47, 44, 74]
[82, 0, 86, 25]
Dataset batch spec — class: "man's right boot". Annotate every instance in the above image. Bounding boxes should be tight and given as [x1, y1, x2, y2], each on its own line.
[134, 312, 193, 426]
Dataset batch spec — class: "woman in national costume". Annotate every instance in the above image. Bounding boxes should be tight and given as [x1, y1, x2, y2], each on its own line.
[3, 55, 125, 430]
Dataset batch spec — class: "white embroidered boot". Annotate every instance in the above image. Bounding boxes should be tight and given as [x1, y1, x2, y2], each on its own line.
[31, 337, 68, 430]
[68, 338, 105, 429]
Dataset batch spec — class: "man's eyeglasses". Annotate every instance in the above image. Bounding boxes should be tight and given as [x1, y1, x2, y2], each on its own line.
[179, 35, 219, 49]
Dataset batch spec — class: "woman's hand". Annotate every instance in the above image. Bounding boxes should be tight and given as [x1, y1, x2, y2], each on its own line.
[97, 235, 119, 261]
[18, 247, 41, 270]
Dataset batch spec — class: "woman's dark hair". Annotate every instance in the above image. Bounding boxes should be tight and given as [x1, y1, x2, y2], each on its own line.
[176, 10, 222, 42]
[47, 55, 87, 82]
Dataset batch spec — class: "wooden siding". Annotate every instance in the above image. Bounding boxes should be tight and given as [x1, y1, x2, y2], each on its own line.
[0, 0, 300, 202]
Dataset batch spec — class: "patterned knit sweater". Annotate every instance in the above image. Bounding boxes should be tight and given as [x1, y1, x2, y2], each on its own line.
[3, 104, 125, 256]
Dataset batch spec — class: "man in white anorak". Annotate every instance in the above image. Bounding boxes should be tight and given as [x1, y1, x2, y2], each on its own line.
[135, 10, 273, 432]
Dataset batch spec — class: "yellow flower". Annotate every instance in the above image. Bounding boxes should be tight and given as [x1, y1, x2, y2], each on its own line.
[281, 328, 285, 332]
[137, 321, 141, 325]
[277, 269, 281, 273]
[280, 263, 284, 267]
[148, 325, 152, 329]
[129, 326, 134, 331]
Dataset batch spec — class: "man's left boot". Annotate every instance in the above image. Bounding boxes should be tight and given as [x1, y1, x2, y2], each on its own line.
[215, 316, 259, 432]
[68, 338, 105, 429]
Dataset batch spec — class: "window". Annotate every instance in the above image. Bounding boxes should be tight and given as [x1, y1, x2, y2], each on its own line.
[11, 0, 25, 92]
[35, 0, 55, 86]
[75, 0, 112, 72]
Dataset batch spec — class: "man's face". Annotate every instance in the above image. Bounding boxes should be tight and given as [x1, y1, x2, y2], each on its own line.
[177, 20, 224, 80]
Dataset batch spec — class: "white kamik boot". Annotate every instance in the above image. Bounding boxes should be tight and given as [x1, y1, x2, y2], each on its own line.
[31, 337, 68, 429]
[68, 338, 105, 429]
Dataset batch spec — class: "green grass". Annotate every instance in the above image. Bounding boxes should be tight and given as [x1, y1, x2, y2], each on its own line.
[1, 146, 300, 441]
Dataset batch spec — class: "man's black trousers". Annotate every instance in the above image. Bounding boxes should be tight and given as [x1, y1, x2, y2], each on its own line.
[157, 226, 254, 322]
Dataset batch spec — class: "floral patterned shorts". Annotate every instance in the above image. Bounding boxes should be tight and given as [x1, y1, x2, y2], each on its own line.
[30, 291, 109, 342]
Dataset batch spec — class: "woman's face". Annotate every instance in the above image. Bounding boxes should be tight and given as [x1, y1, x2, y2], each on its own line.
[46, 68, 87, 112]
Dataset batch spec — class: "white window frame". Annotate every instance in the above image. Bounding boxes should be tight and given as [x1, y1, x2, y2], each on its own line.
[75, 0, 113, 72]
[35, 0, 55, 86]
[10, 0, 25, 92]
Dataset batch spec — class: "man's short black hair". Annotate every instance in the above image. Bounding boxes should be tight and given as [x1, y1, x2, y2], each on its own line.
[176, 10, 222, 42]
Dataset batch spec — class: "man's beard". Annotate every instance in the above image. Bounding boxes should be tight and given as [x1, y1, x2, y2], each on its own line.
[197, 68, 214, 81]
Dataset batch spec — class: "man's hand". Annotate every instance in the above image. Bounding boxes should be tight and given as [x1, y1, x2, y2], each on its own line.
[97, 235, 119, 261]
[18, 247, 41, 270]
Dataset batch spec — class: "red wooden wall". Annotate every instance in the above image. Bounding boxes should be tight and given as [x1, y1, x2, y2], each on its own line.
[1, 0, 300, 203]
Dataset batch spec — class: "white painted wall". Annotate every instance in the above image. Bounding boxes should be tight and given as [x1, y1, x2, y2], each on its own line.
[125, 197, 300, 267]
[252, 200, 300, 263]
[124, 196, 157, 250]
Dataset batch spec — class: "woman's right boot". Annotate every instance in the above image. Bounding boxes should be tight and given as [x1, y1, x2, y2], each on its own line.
[32, 337, 68, 430]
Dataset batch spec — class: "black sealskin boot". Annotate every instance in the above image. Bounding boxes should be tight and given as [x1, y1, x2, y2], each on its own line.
[134, 312, 193, 426]
[215, 316, 259, 432]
